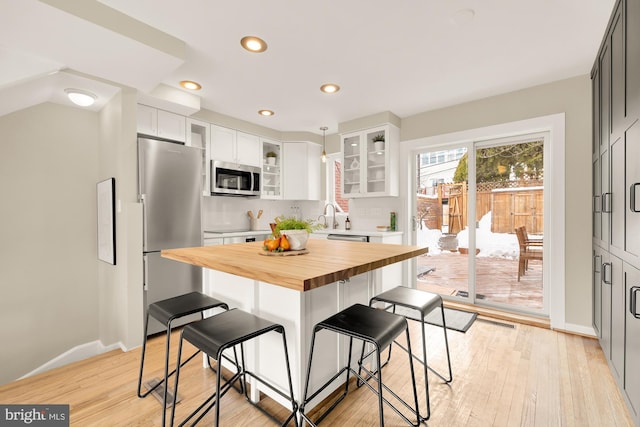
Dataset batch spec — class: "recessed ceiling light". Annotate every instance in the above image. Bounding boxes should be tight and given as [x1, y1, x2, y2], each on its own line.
[180, 80, 202, 90]
[241, 36, 268, 53]
[320, 83, 340, 94]
[258, 109, 274, 116]
[65, 88, 96, 107]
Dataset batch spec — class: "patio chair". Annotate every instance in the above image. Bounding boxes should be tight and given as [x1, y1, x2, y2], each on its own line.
[515, 226, 543, 281]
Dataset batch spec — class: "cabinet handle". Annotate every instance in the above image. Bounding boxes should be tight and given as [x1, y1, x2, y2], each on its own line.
[593, 254, 601, 273]
[631, 183, 640, 213]
[593, 195, 601, 213]
[601, 192, 612, 213]
[631, 286, 640, 319]
[602, 262, 612, 285]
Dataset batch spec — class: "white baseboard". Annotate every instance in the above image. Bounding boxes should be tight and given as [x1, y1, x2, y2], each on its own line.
[555, 322, 597, 338]
[19, 340, 123, 380]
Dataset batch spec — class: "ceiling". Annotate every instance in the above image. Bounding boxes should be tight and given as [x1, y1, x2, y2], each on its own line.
[0, 0, 615, 135]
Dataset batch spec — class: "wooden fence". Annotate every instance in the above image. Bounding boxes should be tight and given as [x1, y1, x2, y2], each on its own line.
[417, 181, 543, 234]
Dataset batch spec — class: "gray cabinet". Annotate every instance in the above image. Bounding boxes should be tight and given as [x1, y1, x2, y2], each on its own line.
[610, 255, 624, 383]
[625, 263, 640, 419]
[592, 1, 640, 424]
[593, 247, 603, 337]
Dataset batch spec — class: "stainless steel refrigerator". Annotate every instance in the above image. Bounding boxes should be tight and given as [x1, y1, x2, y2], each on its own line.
[138, 137, 203, 335]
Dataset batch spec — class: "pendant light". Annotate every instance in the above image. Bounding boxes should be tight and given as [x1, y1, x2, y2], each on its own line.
[320, 126, 328, 163]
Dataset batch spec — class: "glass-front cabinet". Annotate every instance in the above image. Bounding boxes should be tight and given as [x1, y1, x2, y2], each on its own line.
[261, 139, 282, 199]
[341, 124, 398, 198]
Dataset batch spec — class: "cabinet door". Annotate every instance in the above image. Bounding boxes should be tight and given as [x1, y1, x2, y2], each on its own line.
[601, 148, 611, 245]
[628, 0, 640, 119]
[610, 255, 624, 382]
[601, 252, 612, 360]
[611, 136, 625, 250]
[593, 247, 603, 337]
[157, 110, 186, 142]
[236, 132, 260, 167]
[262, 139, 282, 199]
[626, 120, 640, 257]
[625, 262, 640, 418]
[306, 142, 321, 200]
[610, 7, 624, 135]
[593, 65, 601, 157]
[365, 128, 388, 196]
[186, 119, 210, 195]
[283, 142, 320, 200]
[342, 133, 363, 197]
[210, 125, 236, 163]
[593, 157, 602, 240]
[137, 104, 157, 136]
[600, 42, 611, 150]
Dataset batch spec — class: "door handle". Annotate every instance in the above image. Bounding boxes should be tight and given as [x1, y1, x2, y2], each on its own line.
[143, 254, 148, 291]
[601, 192, 612, 213]
[593, 254, 601, 274]
[602, 262, 612, 285]
[631, 183, 640, 213]
[630, 286, 640, 319]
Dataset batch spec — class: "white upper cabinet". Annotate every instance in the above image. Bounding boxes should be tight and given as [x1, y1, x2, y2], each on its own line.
[185, 118, 210, 195]
[341, 124, 398, 198]
[283, 142, 321, 200]
[210, 125, 260, 167]
[136, 104, 186, 142]
[261, 139, 282, 199]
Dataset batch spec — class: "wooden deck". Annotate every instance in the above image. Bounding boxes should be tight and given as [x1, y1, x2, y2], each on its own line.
[416, 251, 543, 311]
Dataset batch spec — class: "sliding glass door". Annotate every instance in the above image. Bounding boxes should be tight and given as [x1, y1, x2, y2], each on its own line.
[412, 133, 546, 315]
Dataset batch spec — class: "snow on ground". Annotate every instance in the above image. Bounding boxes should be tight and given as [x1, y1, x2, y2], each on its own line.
[417, 212, 524, 259]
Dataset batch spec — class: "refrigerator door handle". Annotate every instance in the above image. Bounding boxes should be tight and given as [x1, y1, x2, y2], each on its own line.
[143, 254, 148, 291]
[140, 194, 148, 250]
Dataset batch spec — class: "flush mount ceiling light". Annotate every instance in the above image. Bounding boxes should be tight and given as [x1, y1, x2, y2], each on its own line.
[180, 80, 202, 90]
[258, 109, 274, 116]
[65, 88, 97, 107]
[241, 36, 268, 53]
[320, 83, 340, 94]
[320, 126, 328, 163]
[450, 8, 475, 26]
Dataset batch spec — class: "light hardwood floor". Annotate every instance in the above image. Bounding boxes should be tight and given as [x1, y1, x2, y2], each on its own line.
[0, 315, 632, 426]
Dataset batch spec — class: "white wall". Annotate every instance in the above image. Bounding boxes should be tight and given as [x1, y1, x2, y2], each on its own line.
[0, 103, 100, 384]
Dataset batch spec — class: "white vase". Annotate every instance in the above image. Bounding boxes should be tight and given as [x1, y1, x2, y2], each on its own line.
[267, 156, 276, 165]
[280, 229, 309, 250]
[374, 141, 384, 151]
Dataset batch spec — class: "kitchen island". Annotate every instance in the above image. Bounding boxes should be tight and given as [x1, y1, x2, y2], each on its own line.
[162, 239, 427, 410]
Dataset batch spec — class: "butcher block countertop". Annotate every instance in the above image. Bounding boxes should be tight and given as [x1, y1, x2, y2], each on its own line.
[162, 239, 427, 292]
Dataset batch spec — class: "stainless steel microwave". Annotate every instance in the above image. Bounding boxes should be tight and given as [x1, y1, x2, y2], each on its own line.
[211, 160, 261, 196]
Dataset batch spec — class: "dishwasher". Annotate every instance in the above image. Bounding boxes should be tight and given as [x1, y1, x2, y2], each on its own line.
[327, 234, 369, 242]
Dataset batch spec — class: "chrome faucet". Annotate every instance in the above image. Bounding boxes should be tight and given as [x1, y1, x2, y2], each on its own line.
[323, 203, 339, 229]
[318, 214, 327, 228]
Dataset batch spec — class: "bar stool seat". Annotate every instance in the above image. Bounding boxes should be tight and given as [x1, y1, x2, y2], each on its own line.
[300, 303, 420, 427]
[369, 286, 453, 422]
[170, 308, 298, 427]
[137, 292, 229, 427]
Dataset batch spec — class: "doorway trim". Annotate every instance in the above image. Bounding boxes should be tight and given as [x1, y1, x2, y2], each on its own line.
[400, 113, 566, 329]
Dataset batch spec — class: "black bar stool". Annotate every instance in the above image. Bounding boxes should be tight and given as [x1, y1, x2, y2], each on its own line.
[368, 286, 453, 421]
[300, 303, 420, 427]
[137, 291, 229, 427]
[169, 308, 298, 427]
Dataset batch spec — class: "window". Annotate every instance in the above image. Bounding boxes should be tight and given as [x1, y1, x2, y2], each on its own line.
[326, 154, 348, 213]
